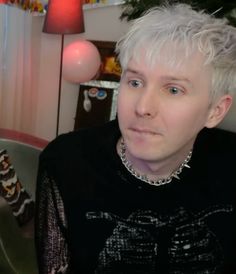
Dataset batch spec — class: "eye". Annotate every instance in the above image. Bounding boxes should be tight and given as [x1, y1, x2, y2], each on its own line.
[166, 86, 184, 95]
[128, 79, 143, 88]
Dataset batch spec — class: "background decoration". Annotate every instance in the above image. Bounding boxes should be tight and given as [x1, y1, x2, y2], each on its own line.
[89, 40, 121, 82]
[83, 0, 108, 3]
[5, 0, 48, 14]
[82, 0, 123, 5]
[120, 0, 236, 26]
[74, 81, 119, 130]
[42, 0, 85, 136]
[62, 40, 101, 84]
[73, 41, 120, 130]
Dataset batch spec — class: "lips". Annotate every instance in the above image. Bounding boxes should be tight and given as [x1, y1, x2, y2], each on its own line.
[130, 127, 159, 136]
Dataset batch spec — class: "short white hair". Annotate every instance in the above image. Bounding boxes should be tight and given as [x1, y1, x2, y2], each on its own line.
[116, 4, 236, 101]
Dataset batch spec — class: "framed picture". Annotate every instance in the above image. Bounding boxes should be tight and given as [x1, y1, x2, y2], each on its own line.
[74, 80, 119, 130]
[90, 40, 121, 82]
[74, 40, 121, 130]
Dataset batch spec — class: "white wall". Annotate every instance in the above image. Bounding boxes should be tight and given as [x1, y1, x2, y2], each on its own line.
[219, 101, 236, 132]
[35, 4, 130, 141]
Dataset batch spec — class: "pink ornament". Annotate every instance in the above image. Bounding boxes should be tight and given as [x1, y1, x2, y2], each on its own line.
[62, 40, 101, 83]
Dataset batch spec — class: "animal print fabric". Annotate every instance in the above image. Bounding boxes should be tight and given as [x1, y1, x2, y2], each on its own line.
[0, 149, 34, 226]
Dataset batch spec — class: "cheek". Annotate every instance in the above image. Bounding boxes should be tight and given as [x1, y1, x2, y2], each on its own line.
[165, 105, 210, 132]
[117, 88, 133, 115]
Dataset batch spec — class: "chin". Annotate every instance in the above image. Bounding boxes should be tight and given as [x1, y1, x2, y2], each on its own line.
[126, 141, 158, 160]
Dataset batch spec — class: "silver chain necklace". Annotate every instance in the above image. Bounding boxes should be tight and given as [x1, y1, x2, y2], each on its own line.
[119, 138, 192, 187]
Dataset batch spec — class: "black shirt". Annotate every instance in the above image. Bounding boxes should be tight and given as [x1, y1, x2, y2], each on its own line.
[35, 120, 236, 274]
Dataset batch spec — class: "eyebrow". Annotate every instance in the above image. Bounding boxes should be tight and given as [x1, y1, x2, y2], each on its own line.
[124, 67, 193, 86]
[160, 76, 193, 86]
[124, 68, 143, 77]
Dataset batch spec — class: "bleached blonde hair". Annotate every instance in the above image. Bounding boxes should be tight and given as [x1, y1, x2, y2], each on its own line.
[116, 4, 236, 101]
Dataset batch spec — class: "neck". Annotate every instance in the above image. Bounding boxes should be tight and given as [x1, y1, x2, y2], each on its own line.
[117, 137, 193, 184]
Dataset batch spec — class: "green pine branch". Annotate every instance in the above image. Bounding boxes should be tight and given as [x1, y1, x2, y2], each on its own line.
[120, 0, 236, 26]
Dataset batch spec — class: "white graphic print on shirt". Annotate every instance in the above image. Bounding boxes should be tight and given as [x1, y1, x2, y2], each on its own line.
[86, 205, 233, 273]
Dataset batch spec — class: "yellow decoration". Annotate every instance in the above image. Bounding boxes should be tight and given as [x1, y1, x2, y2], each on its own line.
[6, 0, 47, 14]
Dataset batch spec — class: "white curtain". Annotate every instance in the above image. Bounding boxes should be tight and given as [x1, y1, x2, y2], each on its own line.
[0, 5, 42, 135]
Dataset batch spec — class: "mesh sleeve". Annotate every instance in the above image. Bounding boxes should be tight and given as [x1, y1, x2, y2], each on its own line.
[35, 168, 72, 274]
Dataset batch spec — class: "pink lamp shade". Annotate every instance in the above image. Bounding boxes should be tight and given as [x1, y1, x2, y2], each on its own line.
[43, 0, 85, 34]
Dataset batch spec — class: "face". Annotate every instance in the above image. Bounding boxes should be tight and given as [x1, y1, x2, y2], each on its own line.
[117, 50, 216, 166]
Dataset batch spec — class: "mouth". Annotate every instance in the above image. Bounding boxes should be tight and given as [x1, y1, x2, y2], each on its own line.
[129, 127, 160, 136]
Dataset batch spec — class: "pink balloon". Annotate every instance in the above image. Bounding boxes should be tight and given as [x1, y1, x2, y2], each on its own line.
[62, 40, 101, 83]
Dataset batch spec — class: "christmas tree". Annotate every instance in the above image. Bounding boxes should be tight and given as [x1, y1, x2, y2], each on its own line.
[120, 0, 236, 26]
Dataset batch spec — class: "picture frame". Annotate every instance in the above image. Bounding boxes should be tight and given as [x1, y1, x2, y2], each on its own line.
[74, 81, 119, 130]
[90, 40, 121, 82]
[74, 40, 121, 130]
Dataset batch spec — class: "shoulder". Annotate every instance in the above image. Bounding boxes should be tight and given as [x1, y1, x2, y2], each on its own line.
[37, 120, 120, 197]
[193, 127, 236, 179]
[190, 128, 236, 203]
[39, 120, 120, 164]
[195, 127, 236, 153]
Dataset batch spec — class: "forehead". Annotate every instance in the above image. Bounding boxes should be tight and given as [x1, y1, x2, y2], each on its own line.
[126, 46, 211, 79]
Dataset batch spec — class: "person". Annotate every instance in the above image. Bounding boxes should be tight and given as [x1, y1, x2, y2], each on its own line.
[35, 3, 236, 274]
[0, 149, 35, 238]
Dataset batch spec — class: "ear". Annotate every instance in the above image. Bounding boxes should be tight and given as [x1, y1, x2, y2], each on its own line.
[205, 95, 233, 128]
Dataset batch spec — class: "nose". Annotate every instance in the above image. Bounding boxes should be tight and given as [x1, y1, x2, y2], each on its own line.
[135, 88, 158, 118]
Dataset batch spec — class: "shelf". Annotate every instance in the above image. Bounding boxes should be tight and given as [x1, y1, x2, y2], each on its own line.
[83, 0, 124, 10]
